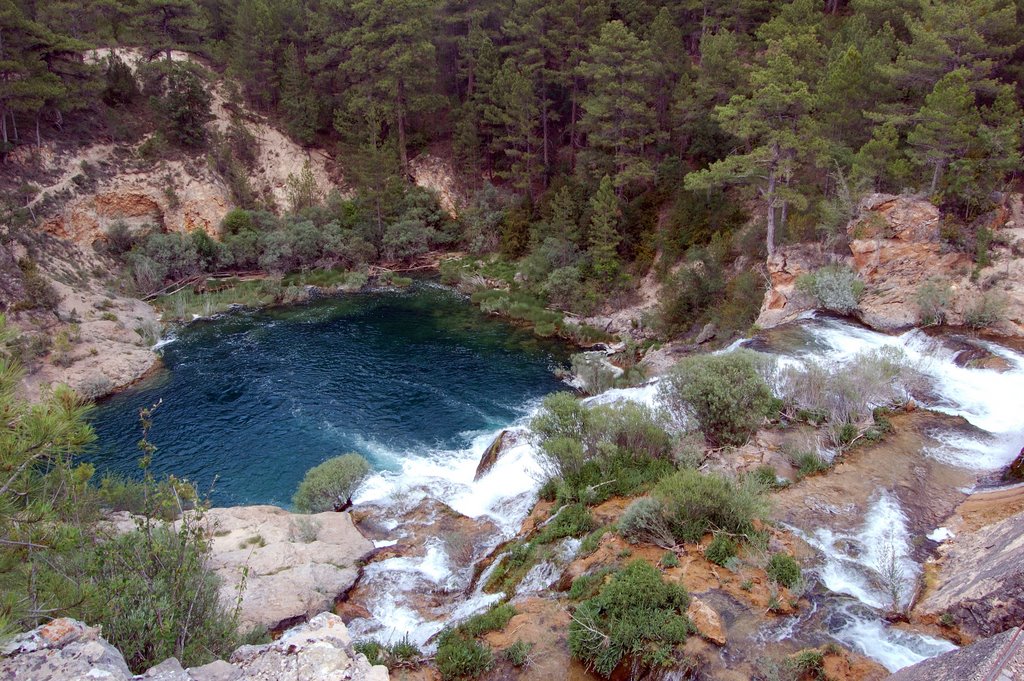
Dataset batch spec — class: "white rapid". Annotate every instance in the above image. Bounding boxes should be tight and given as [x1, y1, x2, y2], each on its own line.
[762, 316, 1024, 670]
[347, 314, 1024, 669]
[347, 383, 663, 647]
[791, 317, 1024, 470]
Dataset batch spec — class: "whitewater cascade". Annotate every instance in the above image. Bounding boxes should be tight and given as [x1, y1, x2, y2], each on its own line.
[348, 315, 1024, 671]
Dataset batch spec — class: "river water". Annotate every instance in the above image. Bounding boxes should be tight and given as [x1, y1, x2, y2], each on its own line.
[87, 283, 570, 507]
[88, 292, 1024, 673]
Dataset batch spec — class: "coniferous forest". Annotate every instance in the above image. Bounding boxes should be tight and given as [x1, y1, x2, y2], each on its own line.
[2, 1, 1021, 330]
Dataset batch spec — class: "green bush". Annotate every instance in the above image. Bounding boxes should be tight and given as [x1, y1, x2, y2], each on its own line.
[654, 469, 767, 543]
[88, 522, 241, 672]
[569, 560, 691, 678]
[789, 449, 830, 479]
[766, 553, 802, 588]
[704, 534, 737, 566]
[483, 542, 537, 594]
[458, 603, 516, 638]
[503, 640, 532, 666]
[965, 291, 1007, 328]
[915, 278, 952, 326]
[16, 259, 61, 311]
[796, 264, 864, 314]
[660, 350, 774, 447]
[291, 453, 370, 512]
[618, 497, 676, 547]
[435, 634, 494, 680]
[534, 503, 596, 544]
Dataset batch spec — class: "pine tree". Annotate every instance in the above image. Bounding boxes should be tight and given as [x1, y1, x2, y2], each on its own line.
[279, 43, 319, 145]
[685, 38, 818, 256]
[484, 59, 542, 194]
[891, 0, 1020, 98]
[577, 20, 661, 192]
[337, 0, 440, 176]
[907, 69, 981, 196]
[587, 175, 622, 286]
[132, 0, 206, 60]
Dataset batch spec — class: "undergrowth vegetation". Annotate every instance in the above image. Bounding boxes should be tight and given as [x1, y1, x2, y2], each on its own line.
[0, 319, 247, 671]
[568, 560, 693, 678]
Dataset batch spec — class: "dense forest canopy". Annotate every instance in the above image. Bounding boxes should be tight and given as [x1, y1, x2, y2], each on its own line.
[1, 0, 1022, 318]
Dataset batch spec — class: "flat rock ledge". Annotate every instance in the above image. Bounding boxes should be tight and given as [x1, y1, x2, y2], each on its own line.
[200, 505, 375, 633]
[0, 614, 389, 681]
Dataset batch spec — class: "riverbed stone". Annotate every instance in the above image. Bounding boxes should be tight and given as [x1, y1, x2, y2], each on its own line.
[687, 597, 727, 646]
[200, 505, 375, 632]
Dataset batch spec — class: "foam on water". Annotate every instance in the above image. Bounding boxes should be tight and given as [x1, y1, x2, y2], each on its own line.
[830, 604, 957, 672]
[798, 318, 1024, 469]
[792, 491, 960, 670]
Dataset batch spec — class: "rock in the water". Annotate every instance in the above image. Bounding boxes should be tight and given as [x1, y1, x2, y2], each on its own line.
[201, 505, 374, 632]
[0, 618, 132, 681]
[886, 626, 1024, 681]
[916, 506, 1024, 639]
[1005, 448, 1024, 481]
[695, 323, 717, 345]
[475, 430, 508, 481]
[687, 597, 727, 646]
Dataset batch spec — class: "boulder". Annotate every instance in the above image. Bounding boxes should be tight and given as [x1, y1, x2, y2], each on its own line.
[228, 612, 388, 681]
[0, 614, 389, 681]
[886, 626, 1024, 681]
[1005, 448, 1024, 482]
[754, 244, 826, 329]
[915, 506, 1024, 639]
[0, 618, 131, 681]
[475, 430, 508, 481]
[201, 506, 374, 632]
[686, 597, 727, 646]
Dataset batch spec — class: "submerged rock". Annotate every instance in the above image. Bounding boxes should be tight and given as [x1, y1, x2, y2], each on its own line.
[0, 614, 389, 681]
[201, 505, 374, 632]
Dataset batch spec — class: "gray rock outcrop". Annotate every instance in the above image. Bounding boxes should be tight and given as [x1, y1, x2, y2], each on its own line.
[201, 506, 375, 632]
[0, 614, 389, 681]
[887, 626, 1024, 681]
[916, 506, 1024, 639]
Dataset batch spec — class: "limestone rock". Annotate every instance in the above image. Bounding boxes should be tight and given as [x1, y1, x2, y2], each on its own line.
[694, 322, 717, 345]
[0, 618, 132, 681]
[916, 506, 1024, 639]
[475, 429, 508, 481]
[686, 597, 727, 646]
[887, 626, 1024, 681]
[0, 614, 389, 681]
[754, 244, 826, 329]
[755, 192, 1024, 336]
[228, 613, 388, 681]
[201, 506, 374, 632]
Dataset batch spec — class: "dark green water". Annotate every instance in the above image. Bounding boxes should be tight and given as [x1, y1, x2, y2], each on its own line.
[87, 283, 570, 507]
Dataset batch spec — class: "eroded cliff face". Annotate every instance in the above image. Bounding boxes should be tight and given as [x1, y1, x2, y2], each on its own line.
[31, 48, 337, 249]
[757, 193, 1024, 336]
